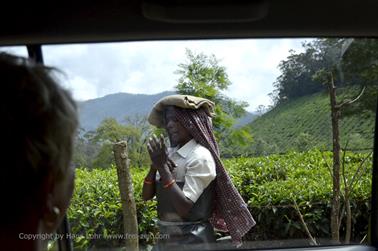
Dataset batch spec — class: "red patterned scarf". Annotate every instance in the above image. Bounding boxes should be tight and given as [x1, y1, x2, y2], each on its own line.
[174, 107, 256, 245]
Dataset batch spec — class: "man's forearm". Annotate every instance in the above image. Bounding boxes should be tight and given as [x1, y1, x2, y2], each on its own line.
[158, 165, 194, 217]
[142, 168, 157, 201]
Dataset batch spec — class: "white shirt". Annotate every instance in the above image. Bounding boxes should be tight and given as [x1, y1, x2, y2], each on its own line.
[156, 139, 216, 203]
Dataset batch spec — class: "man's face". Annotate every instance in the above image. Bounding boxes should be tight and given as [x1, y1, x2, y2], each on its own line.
[164, 106, 192, 147]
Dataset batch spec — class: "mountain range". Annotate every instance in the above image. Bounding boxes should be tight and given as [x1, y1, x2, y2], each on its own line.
[78, 91, 257, 131]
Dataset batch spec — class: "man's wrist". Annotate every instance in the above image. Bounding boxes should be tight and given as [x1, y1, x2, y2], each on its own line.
[147, 168, 157, 179]
[158, 163, 173, 182]
[149, 165, 158, 173]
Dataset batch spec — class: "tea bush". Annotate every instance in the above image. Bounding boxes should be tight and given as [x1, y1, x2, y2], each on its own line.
[68, 150, 372, 249]
[224, 150, 372, 242]
[68, 167, 158, 250]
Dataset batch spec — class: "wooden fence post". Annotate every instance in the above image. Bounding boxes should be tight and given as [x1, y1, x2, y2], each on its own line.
[113, 141, 139, 251]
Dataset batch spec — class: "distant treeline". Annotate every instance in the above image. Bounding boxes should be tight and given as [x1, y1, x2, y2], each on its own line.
[270, 38, 378, 112]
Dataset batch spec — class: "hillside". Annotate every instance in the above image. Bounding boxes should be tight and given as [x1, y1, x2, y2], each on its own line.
[78, 91, 175, 131]
[78, 91, 256, 131]
[247, 90, 375, 154]
[235, 112, 258, 128]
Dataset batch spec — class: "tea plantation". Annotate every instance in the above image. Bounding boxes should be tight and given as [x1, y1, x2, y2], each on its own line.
[67, 150, 372, 250]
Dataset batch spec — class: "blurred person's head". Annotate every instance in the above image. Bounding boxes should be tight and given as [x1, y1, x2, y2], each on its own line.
[0, 53, 78, 249]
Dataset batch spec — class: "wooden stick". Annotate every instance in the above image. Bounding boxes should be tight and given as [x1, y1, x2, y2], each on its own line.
[113, 141, 139, 251]
[293, 200, 318, 246]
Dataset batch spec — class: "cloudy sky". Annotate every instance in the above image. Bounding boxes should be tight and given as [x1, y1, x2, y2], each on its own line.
[2, 39, 309, 112]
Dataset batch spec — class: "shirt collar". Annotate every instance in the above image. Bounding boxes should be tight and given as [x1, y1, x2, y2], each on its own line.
[175, 139, 197, 158]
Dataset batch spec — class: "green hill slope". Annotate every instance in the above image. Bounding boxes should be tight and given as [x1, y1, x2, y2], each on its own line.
[247, 90, 375, 155]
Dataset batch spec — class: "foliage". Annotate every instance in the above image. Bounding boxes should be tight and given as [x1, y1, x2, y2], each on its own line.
[292, 132, 315, 152]
[68, 167, 157, 250]
[247, 89, 375, 155]
[249, 137, 278, 156]
[286, 39, 377, 242]
[224, 150, 372, 242]
[272, 38, 378, 111]
[68, 150, 372, 249]
[72, 128, 100, 168]
[342, 39, 378, 87]
[73, 117, 152, 169]
[175, 49, 252, 156]
[338, 39, 378, 114]
[272, 46, 324, 104]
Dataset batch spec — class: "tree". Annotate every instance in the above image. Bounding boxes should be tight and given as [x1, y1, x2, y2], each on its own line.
[72, 128, 100, 168]
[272, 45, 326, 103]
[91, 117, 151, 168]
[272, 38, 378, 108]
[124, 115, 153, 167]
[313, 38, 367, 243]
[269, 38, 378, 243]
[256, 105, 268, 116]
[175, 49, 253, 155]
[340, 39, 378, 114]
[72, 128, 89, 167]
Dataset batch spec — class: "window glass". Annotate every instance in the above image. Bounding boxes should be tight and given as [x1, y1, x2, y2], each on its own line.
[39, 38, 375, 250]
[0, 46, 28, 57]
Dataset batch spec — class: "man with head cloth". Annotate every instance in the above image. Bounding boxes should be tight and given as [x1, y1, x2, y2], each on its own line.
[143, 95, 255, 250]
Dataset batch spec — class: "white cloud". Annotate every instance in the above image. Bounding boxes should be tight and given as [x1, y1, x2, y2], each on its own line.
[67, 76, 98, 101]
[2, 39, 309, 112]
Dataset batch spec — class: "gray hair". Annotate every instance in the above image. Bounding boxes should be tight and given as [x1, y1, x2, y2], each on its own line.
[0, 53, 78, 226]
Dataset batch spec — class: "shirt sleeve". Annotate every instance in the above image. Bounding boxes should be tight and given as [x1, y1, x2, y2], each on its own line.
[182, 149, 216, 203]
